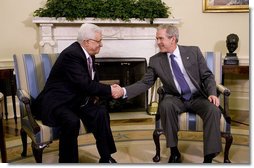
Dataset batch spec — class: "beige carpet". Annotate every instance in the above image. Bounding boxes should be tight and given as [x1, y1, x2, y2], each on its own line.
[6, 125, 249, 164]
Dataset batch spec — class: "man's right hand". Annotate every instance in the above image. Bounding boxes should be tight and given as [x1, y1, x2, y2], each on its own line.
[111, 84, 124, 99]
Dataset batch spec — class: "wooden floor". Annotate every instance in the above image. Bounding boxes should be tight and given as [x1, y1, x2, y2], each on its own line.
[3, 118, 20, 141]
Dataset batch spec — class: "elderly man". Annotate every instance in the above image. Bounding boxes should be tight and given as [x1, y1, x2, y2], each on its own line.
[32, 23, 123, 163]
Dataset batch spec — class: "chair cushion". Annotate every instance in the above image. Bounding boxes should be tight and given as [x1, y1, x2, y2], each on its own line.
[25, 119, 88, 144]
[178, 112, 230, 133]
[156, 112, 230, 134]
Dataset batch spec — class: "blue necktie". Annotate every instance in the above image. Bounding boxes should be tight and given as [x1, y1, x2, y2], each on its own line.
[170, 54, 192, 101]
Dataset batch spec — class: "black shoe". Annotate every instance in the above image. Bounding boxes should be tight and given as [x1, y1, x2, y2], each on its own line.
[99, 157, 117, 163]
[168, 153, 182, 163]
[203, 153, 216, 163]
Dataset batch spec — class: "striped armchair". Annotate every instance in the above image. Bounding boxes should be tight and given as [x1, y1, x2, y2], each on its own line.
[152, 52, 232, 163]
[13, 54, 88, 163]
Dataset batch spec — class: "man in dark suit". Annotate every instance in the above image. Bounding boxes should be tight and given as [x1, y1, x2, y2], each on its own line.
[120, 24, 222, 163]
[32, 23, 123, 163]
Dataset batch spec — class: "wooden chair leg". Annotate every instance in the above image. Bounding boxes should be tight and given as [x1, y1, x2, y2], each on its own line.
[0, 114, 7, 163]
[20, 128, 27, 157]
[153, 128, 164, 162]
[221, 132, 233, 163]
[31, 142, 47, 163]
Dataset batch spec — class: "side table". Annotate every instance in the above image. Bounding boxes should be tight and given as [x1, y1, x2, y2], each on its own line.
[0, 69, 17, 124]
[222, 65, 249, 84]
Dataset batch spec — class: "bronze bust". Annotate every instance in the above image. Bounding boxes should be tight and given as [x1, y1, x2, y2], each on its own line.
[224, 33, 239, 65]
[226, 33, 239, 56]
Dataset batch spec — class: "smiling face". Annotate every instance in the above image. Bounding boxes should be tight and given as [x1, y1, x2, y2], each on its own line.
[156, 28, 177, 54]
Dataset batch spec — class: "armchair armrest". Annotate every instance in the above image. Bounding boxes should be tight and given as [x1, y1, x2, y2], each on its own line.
[157, 86, 165, 102]
[216, 84, 231, 124]
[17, 89, 40, 134]
[217, 84, 231, 96]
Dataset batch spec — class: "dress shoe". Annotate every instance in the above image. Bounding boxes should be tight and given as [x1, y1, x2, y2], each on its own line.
[99, 157, 117, 163]
[203, 153, 216, 163]
[168, 154, 182, 163]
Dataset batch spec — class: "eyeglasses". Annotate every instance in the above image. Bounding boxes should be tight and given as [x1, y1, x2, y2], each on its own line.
[88, 39, 102, 44]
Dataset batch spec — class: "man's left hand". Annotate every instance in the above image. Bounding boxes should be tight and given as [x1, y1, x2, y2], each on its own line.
[208, 95, 220, 107]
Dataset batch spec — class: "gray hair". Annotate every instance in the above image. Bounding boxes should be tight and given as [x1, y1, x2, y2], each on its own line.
[157, 24, 179, 43]
[77, 23, 102, 44]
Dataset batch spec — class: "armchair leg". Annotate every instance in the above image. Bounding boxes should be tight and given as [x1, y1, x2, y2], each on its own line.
[20, 128, 27, 157]
[31, 142, 46, 163]
[221, 132, 233, 163]
[153, 128, 164, 162]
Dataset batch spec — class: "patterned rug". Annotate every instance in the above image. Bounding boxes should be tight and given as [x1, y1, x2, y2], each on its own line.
[6, 124, 249, 164]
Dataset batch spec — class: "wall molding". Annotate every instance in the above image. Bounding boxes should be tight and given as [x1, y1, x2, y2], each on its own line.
[0, 59, 14, 69]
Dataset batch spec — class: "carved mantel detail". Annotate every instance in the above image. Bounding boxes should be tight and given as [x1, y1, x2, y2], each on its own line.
[33, 17, 181, 61]
[39, 24, 56, 53]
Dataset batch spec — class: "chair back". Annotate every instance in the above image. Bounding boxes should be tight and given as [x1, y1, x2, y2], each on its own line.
[13, 54, 58, 101]
[203, 51, 222, 84]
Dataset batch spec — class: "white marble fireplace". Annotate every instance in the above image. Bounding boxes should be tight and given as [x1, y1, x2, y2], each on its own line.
[33, 17, 180, 62]
[32, 17, 181, 112]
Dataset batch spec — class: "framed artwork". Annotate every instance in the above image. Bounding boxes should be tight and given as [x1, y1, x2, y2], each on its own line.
[203, 0, 249, 13]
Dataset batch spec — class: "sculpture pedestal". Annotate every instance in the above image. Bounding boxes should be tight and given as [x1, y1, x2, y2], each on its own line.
[224, 53, 239, 65]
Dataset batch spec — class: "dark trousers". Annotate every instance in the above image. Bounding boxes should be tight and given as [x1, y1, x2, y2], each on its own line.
[159, 94, 222, 156]
[54, 103, 116, 163]
[79, 103, 117, 159]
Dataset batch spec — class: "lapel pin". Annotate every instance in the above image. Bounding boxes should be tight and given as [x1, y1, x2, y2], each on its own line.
[187, 57, 189, 59]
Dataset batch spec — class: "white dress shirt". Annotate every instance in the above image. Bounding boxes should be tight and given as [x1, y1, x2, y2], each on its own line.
[168, 46, 197, 94]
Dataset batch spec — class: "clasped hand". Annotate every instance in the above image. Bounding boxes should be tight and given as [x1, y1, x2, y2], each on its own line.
[111, 84, 124, 99]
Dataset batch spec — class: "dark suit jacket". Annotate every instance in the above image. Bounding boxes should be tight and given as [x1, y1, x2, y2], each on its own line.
[33, 42, 111, 126]
[126, 45, 217, 99]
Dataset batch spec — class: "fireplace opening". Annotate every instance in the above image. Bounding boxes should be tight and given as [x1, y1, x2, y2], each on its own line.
[95, 57, 148, 113]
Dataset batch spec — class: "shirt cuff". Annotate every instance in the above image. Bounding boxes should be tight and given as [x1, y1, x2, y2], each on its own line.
[122, 87, 128, 99]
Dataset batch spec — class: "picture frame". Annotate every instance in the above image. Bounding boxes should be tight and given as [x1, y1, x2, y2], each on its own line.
[203, 0, 249, 13]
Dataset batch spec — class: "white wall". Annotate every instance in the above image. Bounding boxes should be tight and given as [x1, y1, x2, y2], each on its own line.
[166, 0, 249, 62]
[0, 0, 249, 62]
[0, 0, 46, 63]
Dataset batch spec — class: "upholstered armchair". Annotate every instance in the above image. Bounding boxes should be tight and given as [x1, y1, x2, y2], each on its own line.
[13, 54, 89, 163]
[152, 52, 232, 163]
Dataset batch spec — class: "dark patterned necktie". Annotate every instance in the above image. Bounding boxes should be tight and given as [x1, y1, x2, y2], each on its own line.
[87, 56, 93, 78]
[170, 54, 192, 101]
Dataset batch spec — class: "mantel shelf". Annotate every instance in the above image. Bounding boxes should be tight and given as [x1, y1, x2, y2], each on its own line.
[32, 17, 180, 58]
[32, 17, 181, 25]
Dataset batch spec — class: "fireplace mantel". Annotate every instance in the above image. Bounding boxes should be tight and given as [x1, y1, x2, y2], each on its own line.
[33, 17, 180, 25]
[33, 17, 180, 61]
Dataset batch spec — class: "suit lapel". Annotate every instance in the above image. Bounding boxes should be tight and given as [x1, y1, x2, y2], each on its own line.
[160, 53, 172, 80]
[179, 45, 197, 80]
[179, 46, 191, 72]
[179, 46, 206, 96]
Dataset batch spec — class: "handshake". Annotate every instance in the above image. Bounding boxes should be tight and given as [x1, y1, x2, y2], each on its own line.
[111, 84, 124, 99]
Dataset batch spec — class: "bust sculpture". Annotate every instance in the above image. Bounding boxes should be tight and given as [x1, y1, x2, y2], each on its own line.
[224, 33, 239, 65]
